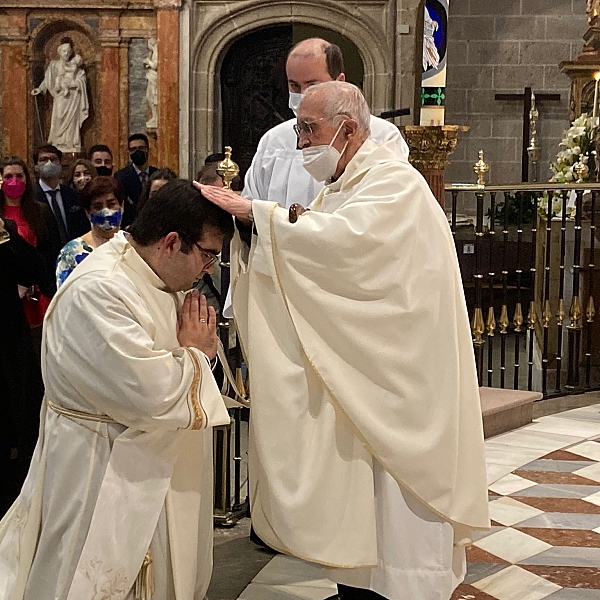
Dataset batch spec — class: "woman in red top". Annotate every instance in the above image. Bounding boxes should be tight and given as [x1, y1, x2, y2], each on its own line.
[0, 156, 60, 329]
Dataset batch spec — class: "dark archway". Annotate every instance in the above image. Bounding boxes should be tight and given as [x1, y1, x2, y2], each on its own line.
[220, 25, 364, 176]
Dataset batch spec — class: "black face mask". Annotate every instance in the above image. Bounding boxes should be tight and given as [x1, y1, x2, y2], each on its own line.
[130, 149, 147, 167]
[95, 166, 113, 177]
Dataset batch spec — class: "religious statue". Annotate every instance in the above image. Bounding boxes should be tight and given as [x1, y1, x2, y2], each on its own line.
[588, 0, 600, 26]
[423, 6, 440, 71]
[32, 39, 89, 154]
[143, 38, 158, 129]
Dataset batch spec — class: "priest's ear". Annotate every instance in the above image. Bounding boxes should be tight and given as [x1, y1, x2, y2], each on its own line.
[161, 231, 183, 255]
[342, 118, 359, 140]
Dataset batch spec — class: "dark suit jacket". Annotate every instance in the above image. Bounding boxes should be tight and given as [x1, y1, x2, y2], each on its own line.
[35, 182, 90, 243]
[114, 164, 157, 227]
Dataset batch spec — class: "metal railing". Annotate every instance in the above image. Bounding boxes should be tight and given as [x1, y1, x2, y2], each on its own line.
[446, 182, 600, 397]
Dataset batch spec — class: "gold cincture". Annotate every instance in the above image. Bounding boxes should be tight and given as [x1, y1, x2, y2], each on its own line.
[46, 398, 116, 439]
[134, 550, 155, 600]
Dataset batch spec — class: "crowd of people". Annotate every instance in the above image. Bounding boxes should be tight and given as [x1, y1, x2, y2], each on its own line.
[0, 133, 226, 514]
[0, 37, 489, 600]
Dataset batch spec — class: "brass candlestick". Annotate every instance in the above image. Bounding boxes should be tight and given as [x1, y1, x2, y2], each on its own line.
[473, 150, 489, 188]
[527, 91, 541, 182]
[216, 146, 239, 190]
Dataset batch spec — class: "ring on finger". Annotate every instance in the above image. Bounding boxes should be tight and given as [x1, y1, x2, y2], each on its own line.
[200, 318, 207, 323]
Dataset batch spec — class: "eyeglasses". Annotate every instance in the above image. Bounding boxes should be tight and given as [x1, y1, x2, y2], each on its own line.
[193, 242, 220, 268]
[293, 117, 327, 137]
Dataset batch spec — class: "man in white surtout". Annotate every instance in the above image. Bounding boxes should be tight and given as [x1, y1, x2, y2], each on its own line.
[243, 37, 409, 208]
[0, 180, 234, 600]
[199, 82, 490, 600]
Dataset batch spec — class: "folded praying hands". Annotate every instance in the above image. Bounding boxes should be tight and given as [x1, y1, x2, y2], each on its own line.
[177, 290, 218, 360]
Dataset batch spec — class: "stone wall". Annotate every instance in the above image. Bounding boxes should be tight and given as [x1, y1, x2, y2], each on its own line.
[445, 0, 587, 186]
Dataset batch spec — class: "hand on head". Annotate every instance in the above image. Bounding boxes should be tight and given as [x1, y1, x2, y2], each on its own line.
[193, 182, 253, 223]
[177, 290, 218, 360]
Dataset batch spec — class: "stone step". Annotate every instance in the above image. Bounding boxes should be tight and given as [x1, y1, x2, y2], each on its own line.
[480, 386, 542, 439]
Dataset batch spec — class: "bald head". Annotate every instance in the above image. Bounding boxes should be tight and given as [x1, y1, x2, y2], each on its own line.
[286, 38, 345, 95]
[302, 81, 371, 136]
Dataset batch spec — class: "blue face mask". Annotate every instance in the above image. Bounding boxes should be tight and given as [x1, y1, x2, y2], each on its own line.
[90, 207, 122, 231]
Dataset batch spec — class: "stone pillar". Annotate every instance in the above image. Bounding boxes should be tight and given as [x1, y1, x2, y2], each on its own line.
[156, 0, 180, 173]
[0, 13, 28, 159]
[400, 125, 468, 209]
[99, 16, 123, 165]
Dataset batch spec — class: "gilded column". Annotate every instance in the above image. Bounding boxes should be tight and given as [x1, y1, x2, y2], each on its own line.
[400, 125, 468, 209]
[0, 12, 29, 159]
[98, 16, 122, 164]
[156, 0, 180, 173]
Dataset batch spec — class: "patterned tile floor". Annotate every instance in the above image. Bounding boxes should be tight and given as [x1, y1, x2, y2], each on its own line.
[234, 403, 600, 600]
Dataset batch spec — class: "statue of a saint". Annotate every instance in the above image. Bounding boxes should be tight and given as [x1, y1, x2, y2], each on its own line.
[32, 39, 89, 153]
[143, 38, 158, 129]
[588, 0, 600, 26]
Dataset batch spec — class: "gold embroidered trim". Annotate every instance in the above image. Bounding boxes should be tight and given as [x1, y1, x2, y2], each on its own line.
[184, 348, 203, 429]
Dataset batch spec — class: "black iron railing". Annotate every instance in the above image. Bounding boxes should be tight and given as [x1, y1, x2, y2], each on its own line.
[447, 183, 600, 397]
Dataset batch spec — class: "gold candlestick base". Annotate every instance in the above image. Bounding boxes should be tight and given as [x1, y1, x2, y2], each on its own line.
[400, 125, 469, 209]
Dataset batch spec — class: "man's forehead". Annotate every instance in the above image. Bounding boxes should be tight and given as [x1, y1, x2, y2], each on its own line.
[286, 52, 330, 81]
[38, 152, 58, 161]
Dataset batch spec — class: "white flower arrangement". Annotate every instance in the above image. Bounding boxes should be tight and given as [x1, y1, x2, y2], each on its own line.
[539, 113, 596, 218]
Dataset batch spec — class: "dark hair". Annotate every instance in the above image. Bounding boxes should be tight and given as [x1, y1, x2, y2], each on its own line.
[79, 176, 125, 212]
[0, 156, 48, 240]
[287, 40, 344, 80]
[136, 168, 178, 213]
[128, 133, 149, 148]
[33, 144, 62, 163]
[129, 179, 234, 252]
[196, 165, 223, 185]
[88, 144, 113, 159]
[204, 153, 225, 165]
[324, 43, 344, 79]
[67, 159, 97, 188]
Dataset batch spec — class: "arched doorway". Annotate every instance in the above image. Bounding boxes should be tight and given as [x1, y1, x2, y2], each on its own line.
[220, 25, 364, 176]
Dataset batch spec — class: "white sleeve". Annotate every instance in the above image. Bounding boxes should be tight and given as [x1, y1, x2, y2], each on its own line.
[242, 131, 270, 200]
[44, 275, 230, 432]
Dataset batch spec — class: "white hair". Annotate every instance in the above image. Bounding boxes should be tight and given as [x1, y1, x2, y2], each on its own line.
[304, 81, 371, 135]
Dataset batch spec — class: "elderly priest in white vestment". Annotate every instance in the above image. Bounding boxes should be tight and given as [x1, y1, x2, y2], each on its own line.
[199, 81, 490, 600]
[0, 180, 234, 600]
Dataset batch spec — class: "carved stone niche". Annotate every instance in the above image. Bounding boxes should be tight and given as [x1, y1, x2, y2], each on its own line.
[29, 18, 98, 158]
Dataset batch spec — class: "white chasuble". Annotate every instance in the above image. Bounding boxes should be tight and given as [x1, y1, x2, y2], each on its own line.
[231, 140, 490, 597]
[0, 231, 230, 600]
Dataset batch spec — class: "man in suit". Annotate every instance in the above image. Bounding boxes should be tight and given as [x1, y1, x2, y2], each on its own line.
[114, 133, 157, 226]
[34, 145, 90, 246]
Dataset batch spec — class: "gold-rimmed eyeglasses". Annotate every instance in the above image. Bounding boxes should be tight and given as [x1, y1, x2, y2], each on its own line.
[193, 242, 220, 268]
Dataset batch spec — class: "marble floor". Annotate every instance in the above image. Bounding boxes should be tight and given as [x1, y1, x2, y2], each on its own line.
[214, 402, 600, 600]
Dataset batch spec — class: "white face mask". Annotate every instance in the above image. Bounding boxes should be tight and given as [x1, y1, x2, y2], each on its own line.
[301, 120, 348, 182]
[288, 92, 304, 117]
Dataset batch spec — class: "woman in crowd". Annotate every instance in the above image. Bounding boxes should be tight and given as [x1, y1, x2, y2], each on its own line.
[135, 167, 177, 214]
[67, 158, 97, 192]
[0, 217, 45, 516]
[0, 156, 61, 330]
[56, 176, 125, 287]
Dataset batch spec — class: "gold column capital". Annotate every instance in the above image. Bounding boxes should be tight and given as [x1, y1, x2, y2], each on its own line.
[400, 125, 469, 171]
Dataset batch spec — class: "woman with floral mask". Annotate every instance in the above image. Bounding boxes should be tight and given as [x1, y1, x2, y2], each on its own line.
[67, 158, 97, 192]
[56, 176, 124, 287]
[0, 156, 61, 329]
